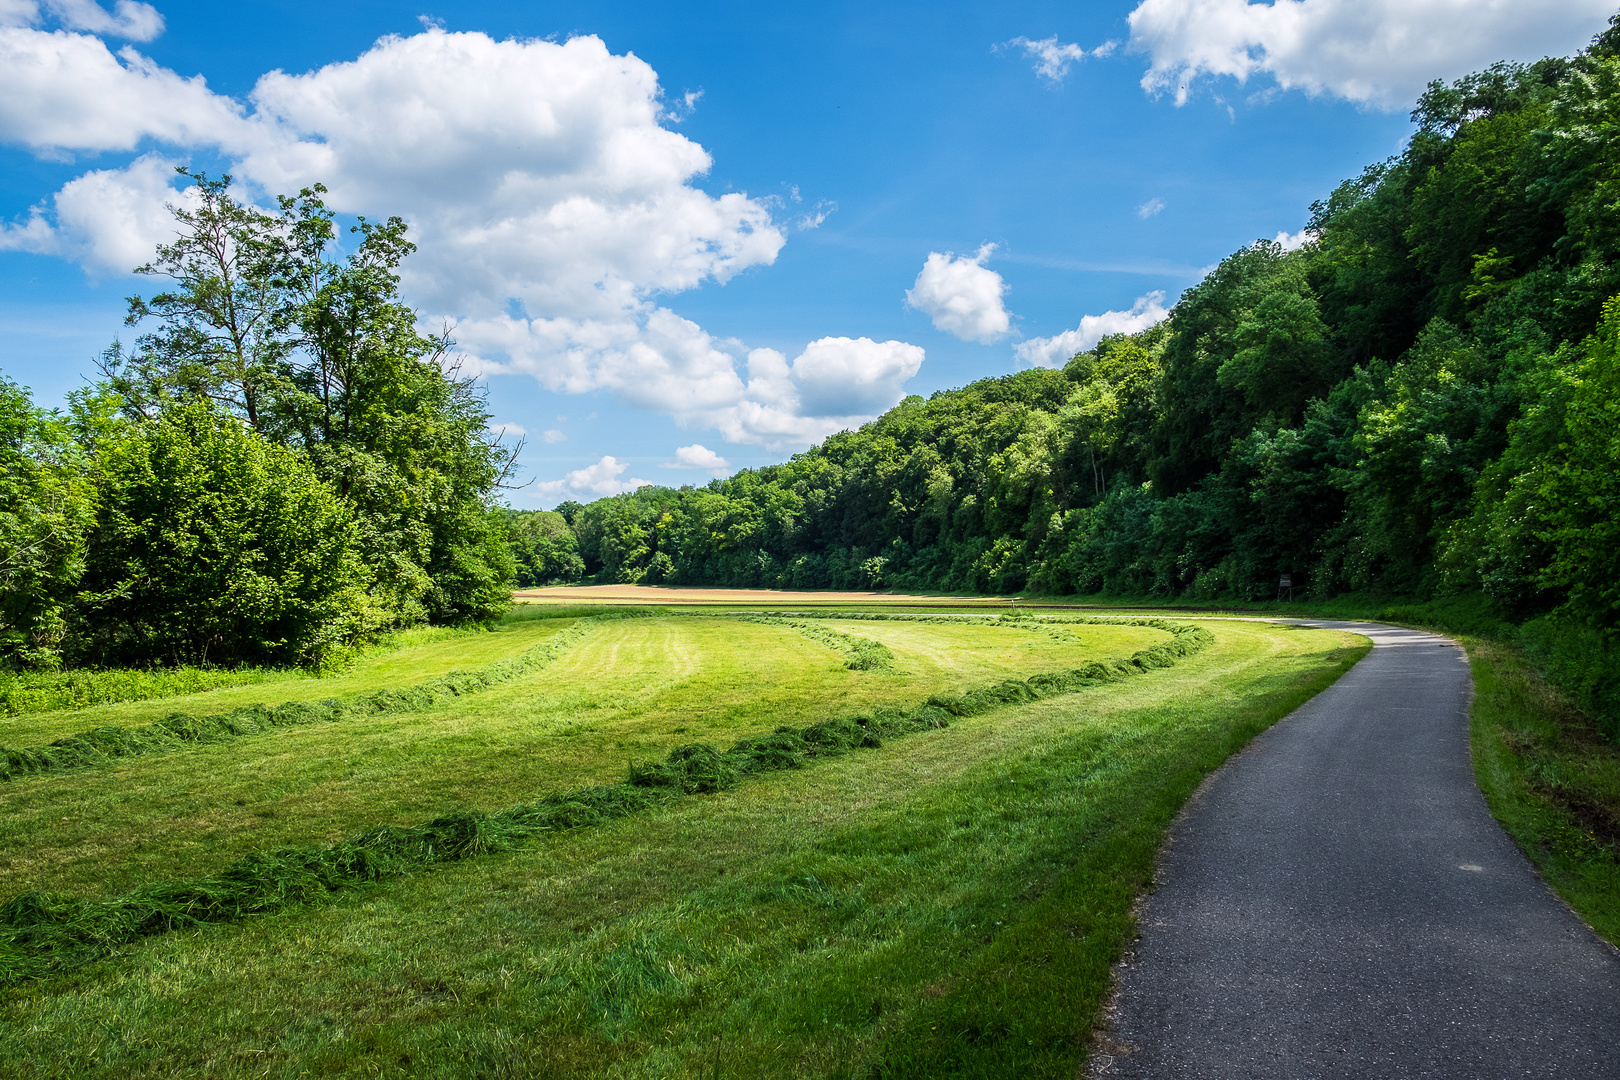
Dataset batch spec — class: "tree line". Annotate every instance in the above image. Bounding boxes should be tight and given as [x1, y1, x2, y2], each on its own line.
[1, 175, 514, 670]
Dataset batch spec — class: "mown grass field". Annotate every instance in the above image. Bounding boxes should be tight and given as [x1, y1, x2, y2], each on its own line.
[0, 603, 1367, 1078]
[0, 612, 599, 746]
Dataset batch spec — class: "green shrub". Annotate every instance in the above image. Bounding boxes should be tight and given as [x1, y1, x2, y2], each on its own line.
[73, 401, 374, 668]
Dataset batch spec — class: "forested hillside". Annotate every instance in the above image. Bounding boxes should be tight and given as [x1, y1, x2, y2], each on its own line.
[545, 27, 1620, 728]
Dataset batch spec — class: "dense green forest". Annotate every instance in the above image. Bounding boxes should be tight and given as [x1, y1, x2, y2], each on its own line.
[0, 175, 514, 670]
[534, 28, 1620, 730]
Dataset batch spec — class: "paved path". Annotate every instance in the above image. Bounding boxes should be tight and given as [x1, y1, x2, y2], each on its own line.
[1099, 621, 1620, 1079]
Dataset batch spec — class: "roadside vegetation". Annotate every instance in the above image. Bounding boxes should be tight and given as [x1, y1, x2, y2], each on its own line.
[1469, 637, 1620, 945]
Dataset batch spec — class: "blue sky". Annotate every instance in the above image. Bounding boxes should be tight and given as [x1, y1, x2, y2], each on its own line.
[1, 0, 1612, 504]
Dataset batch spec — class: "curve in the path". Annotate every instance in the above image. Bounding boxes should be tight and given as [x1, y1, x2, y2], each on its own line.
[1099, 621, 1620, 1079]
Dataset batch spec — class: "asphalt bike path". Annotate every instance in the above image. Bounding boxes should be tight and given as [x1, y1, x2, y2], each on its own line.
[1097, 621, 1620, 1078]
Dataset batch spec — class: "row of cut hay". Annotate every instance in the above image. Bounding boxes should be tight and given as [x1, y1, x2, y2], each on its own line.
[734, 616, 897, 671]
[0, 619, 1214, 988]
[744, 609, 1174, 630]
[0, 612, 653, 784]
[742, 609, 1199, 650]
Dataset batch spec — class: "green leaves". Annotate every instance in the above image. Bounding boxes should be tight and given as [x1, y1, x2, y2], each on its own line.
[74, 401, 371, 668]
[107, 173, 516, 639]
[0, 377, 95, 671]
[1539, 296, 1620, 633]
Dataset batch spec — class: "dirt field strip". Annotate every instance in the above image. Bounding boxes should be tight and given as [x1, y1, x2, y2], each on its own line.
[513, 584, 1032, 607]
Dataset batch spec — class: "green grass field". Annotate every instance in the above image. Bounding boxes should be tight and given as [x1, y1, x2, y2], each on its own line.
[0, 605, 1366, 1078]
[0, 615, 590, 747]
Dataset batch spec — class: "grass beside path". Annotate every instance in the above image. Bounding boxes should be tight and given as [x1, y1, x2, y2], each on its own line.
[0, 620, 1367, 1079]
[999, 589, 1620, 950]
[1467, 637, 1620, 947]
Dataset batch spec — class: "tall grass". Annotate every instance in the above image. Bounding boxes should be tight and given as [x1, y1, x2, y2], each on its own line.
[0, 666, 280, 719]
[501, 604, 624, 623]
[1515, 618, 1620, 741]
[1468, 636, 1620, 946]
[0, 614, 581, 724]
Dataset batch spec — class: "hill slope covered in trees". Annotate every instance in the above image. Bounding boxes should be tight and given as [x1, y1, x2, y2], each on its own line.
[548, 28, 1620, 731]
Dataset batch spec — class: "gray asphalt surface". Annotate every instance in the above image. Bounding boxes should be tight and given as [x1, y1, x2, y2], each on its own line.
[1098, 621, 1620, 1079]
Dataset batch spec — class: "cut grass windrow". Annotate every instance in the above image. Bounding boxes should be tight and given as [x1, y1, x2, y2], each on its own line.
[0, 613, 650, 784]
[750, 610, 1196, 659]
[0, 620, 1213, 989]
[737, 617, 898, 671]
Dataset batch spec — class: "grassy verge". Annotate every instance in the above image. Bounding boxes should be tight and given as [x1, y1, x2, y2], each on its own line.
[0, 620, 1365, 1079]
[0, 609, 614, 723]
[0, 615, 593, 747]
[1465, 636, 1620, 946]
[0, 617, 614, 783]
[1042, 589, 1620, 950]
[0, 665, 281, 720]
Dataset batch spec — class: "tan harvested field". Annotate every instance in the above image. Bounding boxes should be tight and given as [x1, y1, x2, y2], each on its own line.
[514, 583, 1035, 607]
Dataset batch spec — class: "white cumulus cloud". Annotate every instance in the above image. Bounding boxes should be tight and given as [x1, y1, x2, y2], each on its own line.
[1003, 35, 1117, 83]
[1138, 197, 1166, 218]
[458, 312, 923, 450]
[0, 24, 924, 452]
[0, 27, 248, 153]
[534, 455, 651, 500]
[47, 0, 162, 40]
[236, 30, 784, 319]
[2, 0, 164, 41]
[786, 336, 927, 417]
[666, 443, 731, 473]
[905, 243, 1012, 343]
[1126, 0, 1614, 109]
[31, 153, 198, 273]
[541, 429, 567, 444]
[1273, 228, 1316, 251]
[1014, 291, 1170, 368]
